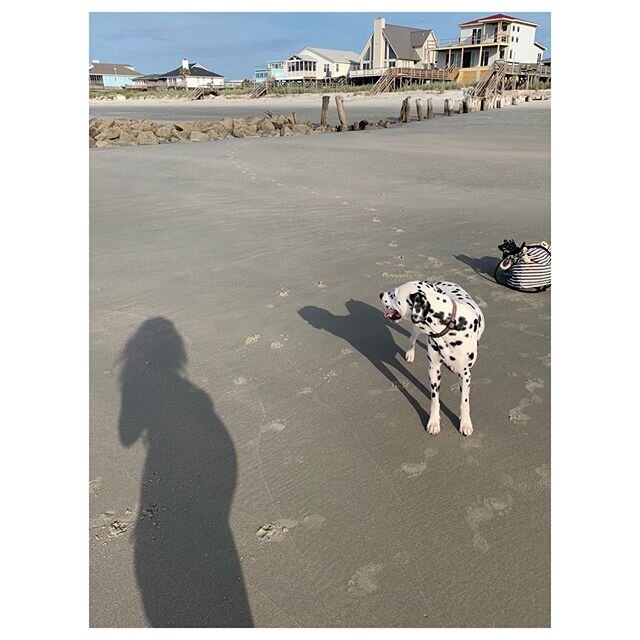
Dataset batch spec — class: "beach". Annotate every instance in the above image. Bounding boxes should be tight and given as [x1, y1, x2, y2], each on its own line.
[90, 96, 550, 627]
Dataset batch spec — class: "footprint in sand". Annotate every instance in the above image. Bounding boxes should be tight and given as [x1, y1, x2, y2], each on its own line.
[323, 370, 338, 381]
[261, 420, 286, 434]
[398, 446, 438, 478]
[316, 281, 327, 288]
[465, 493, 515, 553]
[508, 398, 532, 423]
[525, 377, 544, 393]
[276, 288, 289, 297]
[233, 376, 247, 385]
[372, 217, 381, 223]
[347, 562, 384, 597]
[388, 242, 398, 248]
[270, 341, 284, 350]
[244, 334, 260, 345]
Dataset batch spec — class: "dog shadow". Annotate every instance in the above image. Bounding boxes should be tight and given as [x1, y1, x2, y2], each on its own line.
[453, 254, 500, 282]
[298, 299, 459, 431]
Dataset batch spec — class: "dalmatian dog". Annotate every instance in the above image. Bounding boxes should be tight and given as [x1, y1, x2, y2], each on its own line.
[379, 281, 485, 436]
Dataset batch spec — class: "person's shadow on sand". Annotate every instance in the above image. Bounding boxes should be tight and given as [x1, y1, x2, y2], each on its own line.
[298, 300, 457, 429]
[453, 254, 500, 281]
[118, 317, 254, 628]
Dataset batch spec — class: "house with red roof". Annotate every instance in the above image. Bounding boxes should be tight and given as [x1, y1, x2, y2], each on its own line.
[435, 14, 547, 83]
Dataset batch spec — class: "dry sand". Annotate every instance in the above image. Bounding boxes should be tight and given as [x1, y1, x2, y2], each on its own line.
[90, 99, 550, 627]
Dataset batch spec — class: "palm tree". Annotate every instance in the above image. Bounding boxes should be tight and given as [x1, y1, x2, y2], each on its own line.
[179, 64, 191, 90]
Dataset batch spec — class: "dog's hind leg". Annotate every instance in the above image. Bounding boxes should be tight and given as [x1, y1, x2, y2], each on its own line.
[405, 325, 421, 363]
[425, 345, 442, 435]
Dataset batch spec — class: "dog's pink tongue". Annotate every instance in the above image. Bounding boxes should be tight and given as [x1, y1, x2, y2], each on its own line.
[384, 311, 395, 318]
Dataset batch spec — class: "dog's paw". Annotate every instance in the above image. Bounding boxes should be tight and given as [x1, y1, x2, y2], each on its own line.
[426, 420, 441, 435]
[405, 348, 415, 363]
[460, 421, 474, 437]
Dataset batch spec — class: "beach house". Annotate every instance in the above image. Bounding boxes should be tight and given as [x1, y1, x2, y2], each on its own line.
[89, 61, 144, 88]
[434, 14, 547, 83]
[135, 59, 224, 89]
[350, 17, 439, 82]
[278, 48, 360, 83]
[254, 60, 286, 84]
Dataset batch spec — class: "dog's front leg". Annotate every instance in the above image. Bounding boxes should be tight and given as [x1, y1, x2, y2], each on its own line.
[425, 344, 442, 435]
[458, 371, 473, 436]
[405, 325, 421, 363]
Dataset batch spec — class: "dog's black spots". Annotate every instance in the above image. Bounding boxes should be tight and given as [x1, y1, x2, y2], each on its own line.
[450, 356, 456, 361]
[453, 316, 468, 331]
[464, 398, 468, 402]
[465, 333, 469, 338]
[433, 311, 447, 323]
[450, 340, 463, 346]
[431, 392, 436, 398]
[468, 353, 475, 360]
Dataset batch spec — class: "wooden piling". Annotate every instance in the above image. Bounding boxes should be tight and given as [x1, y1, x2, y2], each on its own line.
[335, 96, 347, 130]
[320, 95, 329, 127]
[416, 98, 424, 121]
[427, 97, 434, 119]
[444, 99, 452, 116]
[290, 112, 297, 125]
[400, 97, 410, 123]
[480, 98, 486, 111]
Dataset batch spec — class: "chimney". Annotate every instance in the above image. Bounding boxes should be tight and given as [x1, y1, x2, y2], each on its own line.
[182, 58, 189, 69]
[373, 17, 386, 69]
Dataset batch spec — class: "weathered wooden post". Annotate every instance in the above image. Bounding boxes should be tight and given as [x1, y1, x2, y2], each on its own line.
[480, 98, 486, 111]
[525, 94, 531, 102]
[416, 98, 424, 121]
[290, 112, 297, 124]
[400, 97, 410, 123]
[320, 95, 330, 127]
[427, 97, 434, 119]
[335, 96, 347, 130]
[496, 96, 502, 108]
[444, 99, 452, 116]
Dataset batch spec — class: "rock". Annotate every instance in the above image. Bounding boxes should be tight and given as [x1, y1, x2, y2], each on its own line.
[116, 130, 136, 145]
[219, 118, 234, 133]
[155, 125, 173, 139]
[244, 123, 258, 136]
[257, 118, 276, 135]
[89, 136, 96, 147]
[96, 126, 121, 141]
[95, 140, 111, 148]
[136, 130, 159, 145]
[232, 123, 247, 138]
[115, 94, 127, 101]
[189, 130, 208, 142]
[174, 129, 189, 141]
[291, 124, 309, 135]
[173, 122, 193, 134]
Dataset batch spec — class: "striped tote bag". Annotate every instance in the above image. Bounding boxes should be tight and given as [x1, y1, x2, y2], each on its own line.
[495, 239, 551, 292]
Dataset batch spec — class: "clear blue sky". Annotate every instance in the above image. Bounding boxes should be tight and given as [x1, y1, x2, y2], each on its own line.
[89, 12, 551, 79]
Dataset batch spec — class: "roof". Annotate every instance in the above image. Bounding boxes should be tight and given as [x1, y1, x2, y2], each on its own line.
[304, 48, 361, 64]
[383, 24, 435, 62]
[159, 63, 223, 78]
[534, 41, 547, 50]
[89, 62, 144, 77]
[459, 14, 539, 27]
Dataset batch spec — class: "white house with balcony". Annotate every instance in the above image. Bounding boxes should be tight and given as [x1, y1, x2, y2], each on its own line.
[435, 14, 546, 82]
[350, 17, 438, 82]
[280, 48, 360, 82]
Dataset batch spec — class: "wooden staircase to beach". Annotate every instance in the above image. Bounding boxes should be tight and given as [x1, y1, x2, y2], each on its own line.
[186, 87, 205, 100]
[370, 66, 457, 95]
[249, 82, 269, 99]
[469, 61, 551, 97]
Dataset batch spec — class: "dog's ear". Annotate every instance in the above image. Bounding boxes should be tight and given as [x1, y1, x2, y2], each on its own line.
[409, 291, 430, 324]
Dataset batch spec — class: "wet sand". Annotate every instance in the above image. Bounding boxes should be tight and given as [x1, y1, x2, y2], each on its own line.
[90, 100, 550, 627]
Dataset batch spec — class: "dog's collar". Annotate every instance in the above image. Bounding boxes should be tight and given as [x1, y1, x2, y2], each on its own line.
[431, 300, 457, 338]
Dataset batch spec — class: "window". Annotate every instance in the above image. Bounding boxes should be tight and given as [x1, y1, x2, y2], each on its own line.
[509, 50, 513, 59]
[324, 63, 329, 73]
[481, 50, 490, 66]
[537, 53, 542, 62]
[335, 64, 339, 72]
[500, 48, 505, 59]
[516, 37, 519, 43]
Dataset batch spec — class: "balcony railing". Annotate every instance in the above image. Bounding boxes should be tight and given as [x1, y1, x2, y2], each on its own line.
[436, 34, 510, 48]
